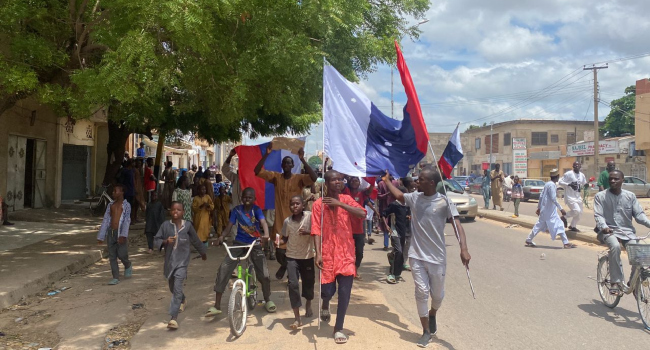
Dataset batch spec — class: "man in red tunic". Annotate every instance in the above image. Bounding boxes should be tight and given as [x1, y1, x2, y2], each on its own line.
[312, 170, 366, 344]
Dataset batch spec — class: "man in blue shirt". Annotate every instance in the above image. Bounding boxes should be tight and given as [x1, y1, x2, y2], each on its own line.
[205, 187, 276, 316]
[136, 142, 146, 158]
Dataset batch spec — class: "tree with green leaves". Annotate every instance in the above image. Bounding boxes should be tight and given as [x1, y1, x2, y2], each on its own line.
[601, 85, 636, 137]
[0, 0, 429, 184]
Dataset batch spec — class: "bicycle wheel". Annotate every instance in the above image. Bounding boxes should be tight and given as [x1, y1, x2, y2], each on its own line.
[597, 255, 621, 308]
[228, 280, 247, 337]
[246, 265, 258, 311]
[636, 270, 650, 330]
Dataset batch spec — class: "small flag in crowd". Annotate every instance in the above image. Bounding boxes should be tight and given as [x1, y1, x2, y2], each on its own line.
[437, 124, 464, 179]
[235, 137, 304, 209]
[323, 44, 429, 177]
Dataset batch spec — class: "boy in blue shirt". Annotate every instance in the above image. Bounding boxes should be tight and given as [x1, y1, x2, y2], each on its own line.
[205, 187, 276, 316]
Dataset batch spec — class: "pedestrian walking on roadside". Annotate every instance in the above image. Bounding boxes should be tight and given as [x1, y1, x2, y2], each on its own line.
[191, 185, 214, 246]
[342, 176, 375, 279]
[313, 170, 366, 344]
[559, 162, 587, 232]
[481, 169, 491, 209]
[511, 176, 524, 218]
[97, 184, 133, 285]
[154, 202, 207, 330]
[144, 158, 157, 203]
[382, 188, 411, 285]
[382, 168, 471, 347]
[597, 161, 616, 191]
[145, 191, 166, 253]
[280, 196, 315, 329]
[162, 162, 176, 209]
[526, 169, 577, 249]
[204, 187, 275, 317]
[214, 186, 232, 235]
[172, 175, 192, 222]
[490, 164, 505, 211]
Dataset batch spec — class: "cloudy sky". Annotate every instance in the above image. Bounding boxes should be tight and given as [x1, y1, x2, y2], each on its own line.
[248, 0, 650, 155]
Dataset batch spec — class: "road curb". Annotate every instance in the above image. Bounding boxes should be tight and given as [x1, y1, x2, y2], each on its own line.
[0, 248, 107, 310]
[478, 210, 600, 245]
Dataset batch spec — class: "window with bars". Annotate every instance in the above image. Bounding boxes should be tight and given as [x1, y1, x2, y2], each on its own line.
[567, 132, 576, 144]
[485, 134, 499, 154]
[504, 132, 511, 146]
[551, 134, 559, 143]
[531, 132, 548, 146]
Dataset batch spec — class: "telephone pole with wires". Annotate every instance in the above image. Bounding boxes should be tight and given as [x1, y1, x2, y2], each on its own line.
[583, 64, 608, 177]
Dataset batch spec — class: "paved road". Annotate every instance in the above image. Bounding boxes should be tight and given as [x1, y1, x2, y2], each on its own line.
[470, 193, 650, 234]
[2, 218, 649, 349]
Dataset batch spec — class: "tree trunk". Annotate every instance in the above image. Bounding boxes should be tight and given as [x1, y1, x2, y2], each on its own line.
[101, 119, 131, 186]
[154, 132, 166, 179]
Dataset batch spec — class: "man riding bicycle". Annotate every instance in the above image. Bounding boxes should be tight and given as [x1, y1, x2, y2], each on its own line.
[594, 170, 650, 295]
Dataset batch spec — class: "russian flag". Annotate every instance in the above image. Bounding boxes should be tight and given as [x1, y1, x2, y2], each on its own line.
[323, 50, 429, 177]
[437, 125, 464, 178]
[234, 139, 303, 209]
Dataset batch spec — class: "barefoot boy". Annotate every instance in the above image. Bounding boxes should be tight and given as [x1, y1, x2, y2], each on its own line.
[205, 187, 276, 316]
[280, 195, 315, 329]
[154, 202, 207, 329]
[312, 170, 366, 344]
[97, 184, 133, 285]
[383, 168, 471, 347]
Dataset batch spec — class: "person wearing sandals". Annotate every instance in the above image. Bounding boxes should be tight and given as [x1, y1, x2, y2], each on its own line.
[382, 188, 411, 284]
[96, 184, 133, 285]
[154, 202, 207, 330]
[525, 169, 577, 249]
[594, 170, 650, 295]
[342, 176, 376, 280]
[280, 196, 315, 329]
[312, 170, 366, 344]
[204, 188, 276, 317]
[511, 176, 523, 218]
[559, 162, 587, 232]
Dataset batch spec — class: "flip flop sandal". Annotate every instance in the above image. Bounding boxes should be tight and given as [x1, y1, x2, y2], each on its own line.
[386, 275, 397, 284]
[563, 243, 577, 249]
[167, 320, 178, 329]
[204, 307, 222, 317]
[334, 331, 348, 344]
[321, 309, 331, 322]
[265, 301, 277, 313]
[290, 320, 302, 330]
[179, 299, 187, 313]
[524, 241, 536, 248]
[108, 279, 120, 285]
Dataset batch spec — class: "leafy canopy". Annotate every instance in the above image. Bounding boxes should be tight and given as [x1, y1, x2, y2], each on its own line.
[0, 0, 430, 142]
[600, 85, 636, 138]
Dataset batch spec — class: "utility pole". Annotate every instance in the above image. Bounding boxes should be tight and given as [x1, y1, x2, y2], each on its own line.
[583, 64, 608, 177]
[489, 121, 494, 173]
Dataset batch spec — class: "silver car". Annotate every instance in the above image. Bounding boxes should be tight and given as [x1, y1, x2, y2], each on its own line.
[443, 179, 478, 221]
[623, 176, 650, 197]
[522, 179, 545, 201]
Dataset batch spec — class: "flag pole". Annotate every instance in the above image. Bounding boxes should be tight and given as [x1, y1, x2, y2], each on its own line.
[428, 123, 476, 299]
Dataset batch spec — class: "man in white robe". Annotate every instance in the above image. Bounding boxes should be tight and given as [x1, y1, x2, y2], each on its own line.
[559, 162, 587, 232]
[525, 169, 577, 249]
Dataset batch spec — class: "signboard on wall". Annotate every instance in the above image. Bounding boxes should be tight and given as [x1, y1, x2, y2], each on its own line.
[567, 140, 619, 156]
[513, 149, 528, 178]
[512, 137, 527, 150]
[584, 130, 594, 142]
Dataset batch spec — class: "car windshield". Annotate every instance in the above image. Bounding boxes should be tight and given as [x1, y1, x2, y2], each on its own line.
[444, 179, 465, 194]
[525, 180, 545, 186]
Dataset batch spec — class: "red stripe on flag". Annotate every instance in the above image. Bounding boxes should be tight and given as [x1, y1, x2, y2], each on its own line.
[437, 157, 453, 179]
[395, 41, 430, 155]
[234, 145, 266, 208]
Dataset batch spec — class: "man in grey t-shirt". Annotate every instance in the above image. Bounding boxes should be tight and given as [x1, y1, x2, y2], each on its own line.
[384, 168, 471, 348]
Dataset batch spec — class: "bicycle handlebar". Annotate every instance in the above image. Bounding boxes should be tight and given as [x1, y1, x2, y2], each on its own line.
[223, 242, 258, 261]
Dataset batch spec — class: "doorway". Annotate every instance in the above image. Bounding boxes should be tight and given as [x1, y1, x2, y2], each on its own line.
[61, 144, 90, 200]
[6, 135, 46, 211]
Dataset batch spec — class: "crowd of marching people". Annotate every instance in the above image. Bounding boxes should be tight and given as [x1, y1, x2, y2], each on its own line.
[95, 141, 472, 347]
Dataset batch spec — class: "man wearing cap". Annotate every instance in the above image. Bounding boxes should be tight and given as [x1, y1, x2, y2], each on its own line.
[525, 169, 577, 249]
[559, 162, 587, 232]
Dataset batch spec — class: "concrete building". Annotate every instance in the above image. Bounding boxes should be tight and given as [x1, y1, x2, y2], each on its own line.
[461, 119, 597, 178]
[2, 97, 108, 211]
[634, 78, 650, 177]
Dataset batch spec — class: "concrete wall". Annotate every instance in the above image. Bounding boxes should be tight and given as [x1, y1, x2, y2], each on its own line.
[0, 98, 59, 208]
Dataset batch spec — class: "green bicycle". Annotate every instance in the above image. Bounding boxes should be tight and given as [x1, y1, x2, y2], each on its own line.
[223, 242, 259, 337]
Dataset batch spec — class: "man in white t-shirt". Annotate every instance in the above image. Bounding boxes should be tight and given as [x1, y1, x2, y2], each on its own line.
[383, 168, 471, 348]
[503, 175, 514, 201]
[558, 162, 587, 232]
